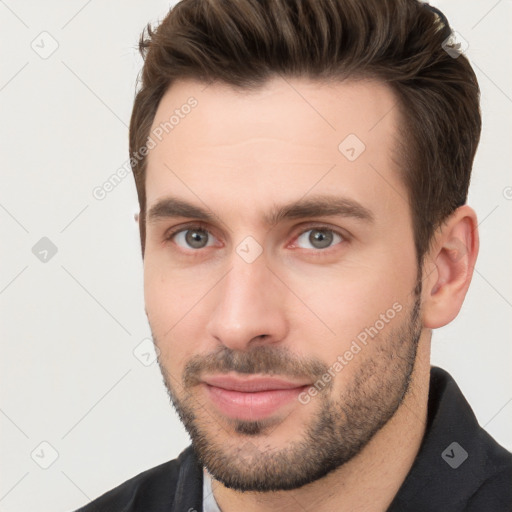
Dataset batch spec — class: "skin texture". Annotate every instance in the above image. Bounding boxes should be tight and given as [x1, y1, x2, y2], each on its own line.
[142, 76, 479, 511]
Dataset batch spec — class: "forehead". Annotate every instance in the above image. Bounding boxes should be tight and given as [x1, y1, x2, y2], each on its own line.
[145, 76, 407, 225]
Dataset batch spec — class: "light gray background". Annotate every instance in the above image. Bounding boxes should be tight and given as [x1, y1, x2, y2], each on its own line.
[0, 1, 511, 511]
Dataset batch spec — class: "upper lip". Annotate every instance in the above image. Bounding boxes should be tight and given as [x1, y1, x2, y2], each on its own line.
[202, 374, 310, 392]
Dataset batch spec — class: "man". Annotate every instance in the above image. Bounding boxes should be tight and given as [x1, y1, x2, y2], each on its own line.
[76, 0, 512, 510]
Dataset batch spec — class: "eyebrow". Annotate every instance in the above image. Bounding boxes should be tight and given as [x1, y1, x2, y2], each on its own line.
[147, 194, 374, 226]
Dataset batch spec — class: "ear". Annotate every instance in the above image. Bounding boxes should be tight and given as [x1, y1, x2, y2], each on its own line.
[421, 205, 479, 329]
[134, 211, 140, 223]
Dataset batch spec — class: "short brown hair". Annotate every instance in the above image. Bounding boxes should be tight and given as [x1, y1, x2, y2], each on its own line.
[129, 0, 481, 264]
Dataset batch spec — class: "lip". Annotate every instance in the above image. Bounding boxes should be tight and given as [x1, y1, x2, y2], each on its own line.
[202, 374, 310, 392]
[201, 374, 310, 421]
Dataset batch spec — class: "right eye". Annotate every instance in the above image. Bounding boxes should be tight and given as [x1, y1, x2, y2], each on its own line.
[166, 225, 218, 250]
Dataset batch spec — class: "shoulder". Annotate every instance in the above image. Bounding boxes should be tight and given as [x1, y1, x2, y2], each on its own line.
[73, 446, 199, 512]
[465, 465, 512, 511]
[389, 367, 512, 511]
[465, 428, 512, 511]
[432, 367, 512, 510]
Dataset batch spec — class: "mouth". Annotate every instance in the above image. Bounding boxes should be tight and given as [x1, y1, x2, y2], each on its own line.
[201, 374, 311, 421]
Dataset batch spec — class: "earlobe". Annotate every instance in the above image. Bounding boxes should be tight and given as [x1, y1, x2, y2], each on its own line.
[421, 205, 479, 329]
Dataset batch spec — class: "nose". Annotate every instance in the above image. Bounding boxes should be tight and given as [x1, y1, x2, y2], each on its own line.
[205, 252, 288, 352]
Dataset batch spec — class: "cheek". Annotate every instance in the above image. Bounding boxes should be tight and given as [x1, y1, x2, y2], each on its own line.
[286, 252, 415, 357]
[143, 254, 196, 329]
[144, 262, 183, 367]
[144, 260, 212, 377]
[144, 261, 169, 331]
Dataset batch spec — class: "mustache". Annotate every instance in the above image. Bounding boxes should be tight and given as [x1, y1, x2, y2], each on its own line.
[182, 345, 329, 388]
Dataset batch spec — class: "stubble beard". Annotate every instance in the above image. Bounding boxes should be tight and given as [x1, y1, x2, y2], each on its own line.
[155, 290, 422, 492]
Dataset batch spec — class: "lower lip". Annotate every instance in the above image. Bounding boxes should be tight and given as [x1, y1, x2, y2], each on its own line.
[204, 384, 307, 421]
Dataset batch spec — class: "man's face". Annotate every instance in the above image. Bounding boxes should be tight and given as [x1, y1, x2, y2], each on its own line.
[143, 77, 423, 491]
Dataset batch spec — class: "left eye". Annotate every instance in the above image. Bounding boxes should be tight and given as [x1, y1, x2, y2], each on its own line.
[295, 228, 343, 250]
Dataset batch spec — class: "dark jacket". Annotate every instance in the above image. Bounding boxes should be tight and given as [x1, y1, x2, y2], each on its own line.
[75, 367, 512, 511]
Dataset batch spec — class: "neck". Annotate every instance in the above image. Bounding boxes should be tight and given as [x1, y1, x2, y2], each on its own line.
[211, 343, 431, 512]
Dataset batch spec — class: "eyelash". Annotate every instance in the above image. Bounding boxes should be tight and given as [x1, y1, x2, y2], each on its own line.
[164, 222, 348, 255]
